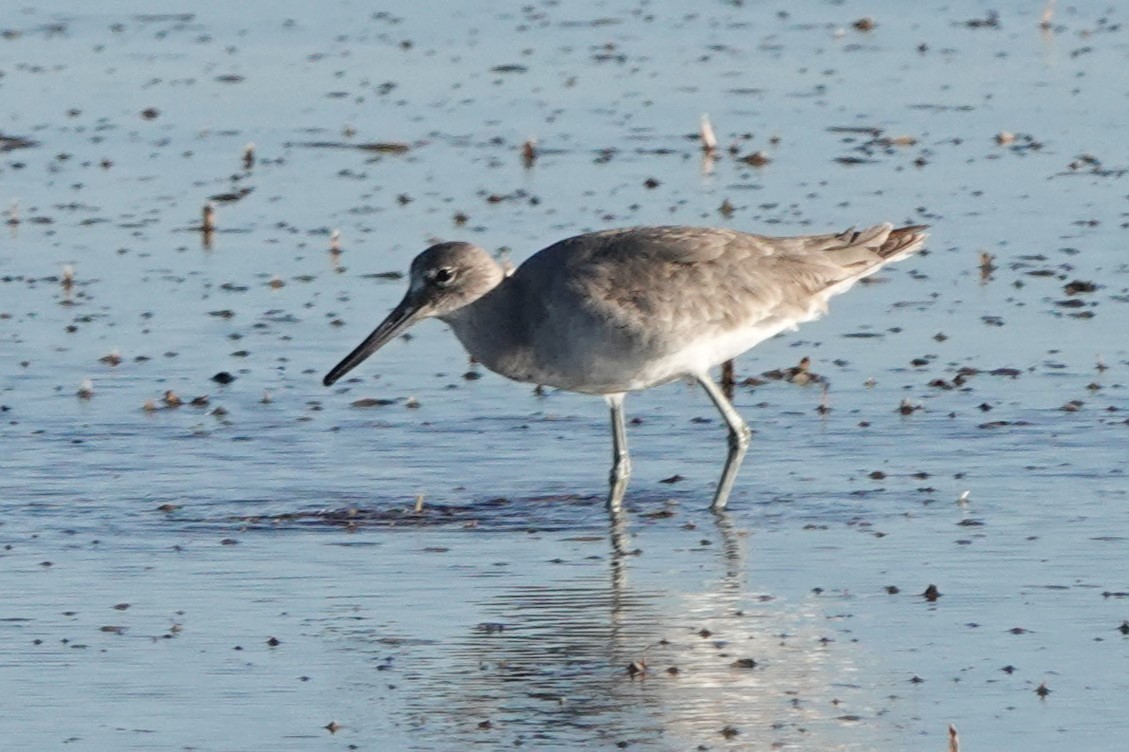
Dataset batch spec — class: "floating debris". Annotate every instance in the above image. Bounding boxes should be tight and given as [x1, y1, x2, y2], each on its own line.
[898, 399, 922, 415]
[761, 356, 825, 385]
[209, 187, 252, 204]
[1039, 0, 1057, 29]
[964, 10, 1001, 29]
[882, 134, 917, 147]
[521, 138, 537, 168]
[1064, 279, 1097, 295]
[979, 252, 996, 281]
[0, 133, 38, 152]
[351, 398, 396, 408]
[202, 202, 216, 232]
[699, 113, 717, 153]
[290, 140, 410, 154]
[61, 264, 75, 295]
[76, 379, 95, 399]
[738, 150, 771, 167]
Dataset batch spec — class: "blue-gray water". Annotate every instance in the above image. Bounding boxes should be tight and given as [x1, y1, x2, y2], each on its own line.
[2, 1, 1128, 749]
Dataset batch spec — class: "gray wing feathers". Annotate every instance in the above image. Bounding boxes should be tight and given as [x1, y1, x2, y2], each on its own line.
[520, 223, 927, 343]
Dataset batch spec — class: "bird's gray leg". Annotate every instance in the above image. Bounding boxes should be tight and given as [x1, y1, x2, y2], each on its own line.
[696, 374, 752, 511]
[605, 393, 631, 513]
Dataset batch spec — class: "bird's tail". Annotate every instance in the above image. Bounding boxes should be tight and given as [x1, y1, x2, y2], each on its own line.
[875, 223, 929, 261]
[818, 223, 928, 299]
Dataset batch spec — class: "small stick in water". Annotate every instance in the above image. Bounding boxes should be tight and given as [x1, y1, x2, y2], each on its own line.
[201, 203, 216, 249]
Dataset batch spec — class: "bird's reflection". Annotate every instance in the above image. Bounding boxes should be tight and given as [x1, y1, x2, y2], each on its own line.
[391, 503, 878, 750]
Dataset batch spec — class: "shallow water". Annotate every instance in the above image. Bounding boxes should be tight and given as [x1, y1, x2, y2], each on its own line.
[3, 1, 1129, 750]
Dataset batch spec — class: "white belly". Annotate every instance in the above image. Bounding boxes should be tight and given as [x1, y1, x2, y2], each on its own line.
[612, 316, 804, 392]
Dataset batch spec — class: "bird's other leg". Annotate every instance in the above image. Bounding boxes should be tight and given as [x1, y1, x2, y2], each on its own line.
[720, 358, 736, 401]
[605, 393, 631, 513]
[696, 374, 752, 511]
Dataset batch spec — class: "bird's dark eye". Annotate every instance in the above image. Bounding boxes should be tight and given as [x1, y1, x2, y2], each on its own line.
[432, 267, 456, 286]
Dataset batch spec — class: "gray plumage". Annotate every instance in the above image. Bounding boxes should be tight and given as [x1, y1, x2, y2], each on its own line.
[324, 223, 928, 511]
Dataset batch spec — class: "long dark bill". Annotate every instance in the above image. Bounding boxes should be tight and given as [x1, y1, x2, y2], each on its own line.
[323, 293, 425, 386]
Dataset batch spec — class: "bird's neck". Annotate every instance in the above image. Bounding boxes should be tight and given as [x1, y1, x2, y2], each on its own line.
[440, 281, 535, 383]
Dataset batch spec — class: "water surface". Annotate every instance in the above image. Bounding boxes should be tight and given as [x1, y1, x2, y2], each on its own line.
[2, 1, 1128, 749]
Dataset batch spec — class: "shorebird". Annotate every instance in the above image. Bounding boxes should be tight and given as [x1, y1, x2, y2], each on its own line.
[324, 223, 927, 511]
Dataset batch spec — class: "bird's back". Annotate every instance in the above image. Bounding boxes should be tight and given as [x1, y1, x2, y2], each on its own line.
[491, 224, 926, 393]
